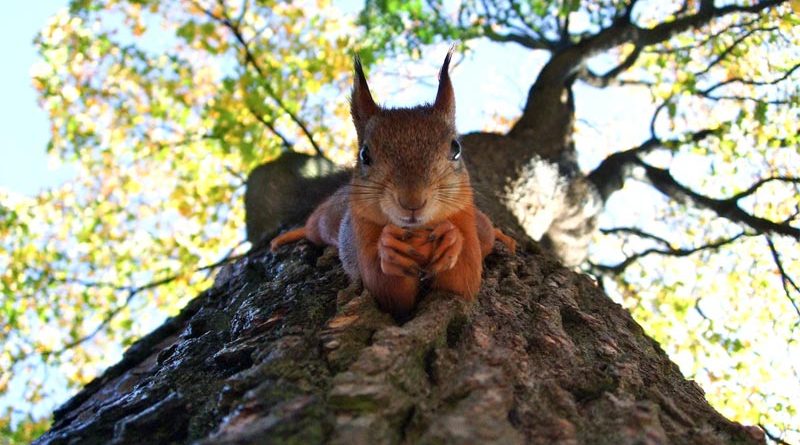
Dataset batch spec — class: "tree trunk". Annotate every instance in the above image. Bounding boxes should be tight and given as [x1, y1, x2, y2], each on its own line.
[35, 236, 763, 444]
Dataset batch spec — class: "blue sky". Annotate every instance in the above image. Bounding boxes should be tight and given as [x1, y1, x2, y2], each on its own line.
[0, 0, 73, 196]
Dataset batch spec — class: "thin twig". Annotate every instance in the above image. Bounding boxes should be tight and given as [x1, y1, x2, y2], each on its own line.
[192, 0, 324, 157]
[765, 236, 800, 319]
[47, 247, 246, 355]
[758, 423, 794, 445]
[600, 227, 672, 249]
[700, 62, 800, 95]
[595, 232, 748, 274]
[638, 160, 800, 240]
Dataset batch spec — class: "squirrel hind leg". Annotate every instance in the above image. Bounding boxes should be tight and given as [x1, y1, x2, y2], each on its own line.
[493, 228, 516, 254]
[270, 227, 307, 252]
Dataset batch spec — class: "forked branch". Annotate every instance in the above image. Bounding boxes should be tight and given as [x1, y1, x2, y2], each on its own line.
[191, 0, 324, 157]
[593, 231, 748, 274]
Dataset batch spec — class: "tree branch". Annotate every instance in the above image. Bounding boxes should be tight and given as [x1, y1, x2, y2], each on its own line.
[636, 0, 785, 47]
[580, 0, 784, 84]
[594, 231, 748, 274]
[134, 134, 217, 161]
[587, 128, 800, 241]
[759, 424, 794, 445]
[643, 16, 760, 54]
[512, 0, 786, 136]
[483, 27, 553, 50]
[243, 101, 293, 151]
[587, 128, 717, 200]
[765, 236, 800, 319]
[640, 161, 800, 240]
[46, 247, 246, 356]
[729, 176, 800, 202]
[578, 45, 642, 87]
[699, 61, 800, 95]
[473, 0, 556, 50]
[692, 26, 778, 78]
[193, 0, 325, 158]
[697, 95, 791, 105]
[600, 226, 672, 249]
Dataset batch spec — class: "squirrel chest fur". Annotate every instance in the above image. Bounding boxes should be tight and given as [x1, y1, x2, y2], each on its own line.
[271, 50, 515, 317]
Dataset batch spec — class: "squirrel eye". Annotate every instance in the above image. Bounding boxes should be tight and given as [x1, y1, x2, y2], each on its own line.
[359, 145, 371, 166]
[450, 140, 461, 161]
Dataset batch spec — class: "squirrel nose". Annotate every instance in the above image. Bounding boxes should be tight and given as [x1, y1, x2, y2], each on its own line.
[398, 196, 428, 212]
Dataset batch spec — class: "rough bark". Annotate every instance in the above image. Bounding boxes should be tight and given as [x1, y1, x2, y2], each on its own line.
[35, 235, 763, 444]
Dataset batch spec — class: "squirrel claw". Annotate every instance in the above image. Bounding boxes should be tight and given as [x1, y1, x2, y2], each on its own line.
[381, 257, 423, 278]
[381, 240, 426, 264]
[402, 246, 427, 263]
[379, 224, 430, 278]
[425, 221, 463, 276]
[383, 224, 414, 242]
[428, 220, 455, 243]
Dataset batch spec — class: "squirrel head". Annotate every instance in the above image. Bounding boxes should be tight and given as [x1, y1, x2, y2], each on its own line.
[349, 49, 471, 228]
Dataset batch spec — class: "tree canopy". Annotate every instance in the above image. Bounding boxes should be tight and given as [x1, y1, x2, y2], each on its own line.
[1, 0, 798, 443]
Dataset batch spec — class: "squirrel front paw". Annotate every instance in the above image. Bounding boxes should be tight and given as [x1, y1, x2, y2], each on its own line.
[426, 220, 463, 276]
[379, 224, 431, 278]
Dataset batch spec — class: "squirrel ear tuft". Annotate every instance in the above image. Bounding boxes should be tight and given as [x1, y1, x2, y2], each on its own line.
[351, 56, 379, 137]
[433, 46, 456, 122]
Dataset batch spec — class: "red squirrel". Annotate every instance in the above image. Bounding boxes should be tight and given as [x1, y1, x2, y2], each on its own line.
[270, 50, 515, 317]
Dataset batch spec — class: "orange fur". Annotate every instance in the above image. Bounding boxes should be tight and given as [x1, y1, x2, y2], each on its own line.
[493, 228, 517, 253]
[430, 208, 483, 300]
[475, 209, 516, 256]
[268, 51, 514, 317]
[352, 217, 421, 315]
[270, 227, 307, 251]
